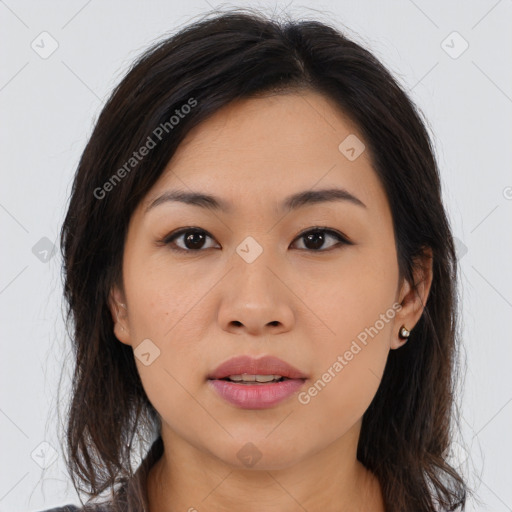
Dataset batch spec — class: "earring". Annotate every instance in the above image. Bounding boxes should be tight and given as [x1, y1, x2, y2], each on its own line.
[399, 325, 410, 339]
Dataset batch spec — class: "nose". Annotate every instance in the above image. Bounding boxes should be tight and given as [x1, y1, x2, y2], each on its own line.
[217, 253, 295, 337]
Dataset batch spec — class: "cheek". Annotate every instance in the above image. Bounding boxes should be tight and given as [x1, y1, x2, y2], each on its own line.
[121, 258, 208, 406]
[303, 242, 399, 342]
[297, 247, 397, 422]
[124, 253, 210, 341]
[297, 342, 387, 444]
[298, 293, 394, 438]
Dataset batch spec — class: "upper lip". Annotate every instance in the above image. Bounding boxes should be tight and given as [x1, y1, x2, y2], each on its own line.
[208, 355, 308, 380]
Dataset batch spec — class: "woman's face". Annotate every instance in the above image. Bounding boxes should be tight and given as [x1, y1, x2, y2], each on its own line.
[111, 91, 426, 470]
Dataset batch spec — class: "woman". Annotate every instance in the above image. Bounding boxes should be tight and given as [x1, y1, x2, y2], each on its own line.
[43, 8, 467, 512]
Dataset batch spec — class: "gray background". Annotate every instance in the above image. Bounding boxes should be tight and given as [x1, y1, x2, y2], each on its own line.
[1, 0, 511, 510]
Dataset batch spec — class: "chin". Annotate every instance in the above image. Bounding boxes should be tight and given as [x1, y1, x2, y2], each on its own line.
[209, 435, 310, 471]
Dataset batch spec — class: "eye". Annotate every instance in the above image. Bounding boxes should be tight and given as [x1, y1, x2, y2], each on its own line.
[291, 227, 352, 251]
[162, 227, 219, 252]
[161, 226, 351, 253]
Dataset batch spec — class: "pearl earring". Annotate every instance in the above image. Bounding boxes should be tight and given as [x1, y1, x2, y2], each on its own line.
[399, 325, 410, 339]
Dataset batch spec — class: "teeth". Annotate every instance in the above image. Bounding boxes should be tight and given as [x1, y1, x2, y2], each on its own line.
[227, 374, 283, 383]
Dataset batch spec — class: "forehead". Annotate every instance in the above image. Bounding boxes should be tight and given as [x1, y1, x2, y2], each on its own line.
[141, 91, 387, 216]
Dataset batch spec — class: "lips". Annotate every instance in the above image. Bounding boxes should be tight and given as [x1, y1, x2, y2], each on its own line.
[207, 355, 308, 409]
[207, 355, 308, 381]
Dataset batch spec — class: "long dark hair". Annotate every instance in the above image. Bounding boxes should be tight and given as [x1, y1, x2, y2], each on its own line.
[60, 8, 467, 511]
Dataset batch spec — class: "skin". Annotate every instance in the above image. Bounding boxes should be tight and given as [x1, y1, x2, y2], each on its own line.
[109, 90, 433, 512]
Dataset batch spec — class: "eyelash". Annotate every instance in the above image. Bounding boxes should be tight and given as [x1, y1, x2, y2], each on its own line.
[160, 226, 352, 254]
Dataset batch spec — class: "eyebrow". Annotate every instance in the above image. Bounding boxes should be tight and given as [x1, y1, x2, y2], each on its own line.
[145, 187, 366, 214]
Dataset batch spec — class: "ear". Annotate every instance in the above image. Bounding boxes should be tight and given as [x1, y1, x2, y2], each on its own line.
[391, 247, 433, 350]
[108, 284, 132, 346]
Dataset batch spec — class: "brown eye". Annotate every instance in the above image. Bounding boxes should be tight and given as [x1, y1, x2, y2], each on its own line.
[164, 228, 219, 252]
[162, 226, 351, 254]
[291, 228, 351, 251]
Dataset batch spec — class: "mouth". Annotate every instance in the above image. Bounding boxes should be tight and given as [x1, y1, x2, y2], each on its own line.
[215, 374, 292, 384]
[207, 354, 308, 380]
[207, 355, 308, 409]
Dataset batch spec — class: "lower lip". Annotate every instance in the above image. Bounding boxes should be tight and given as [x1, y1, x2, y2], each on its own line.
[208, 379, 306, 409]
